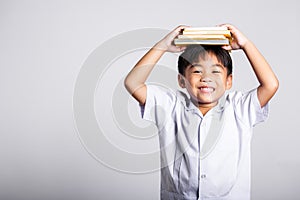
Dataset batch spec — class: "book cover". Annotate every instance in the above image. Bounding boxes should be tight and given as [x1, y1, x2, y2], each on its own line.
[174, 39, 230, 46]
[177, 34, 227, 40]
[183, 26, 228, 31]
[182, 30, 231, 37]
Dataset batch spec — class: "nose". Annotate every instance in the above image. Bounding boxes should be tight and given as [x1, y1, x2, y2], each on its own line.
[200, 72, 212, 82]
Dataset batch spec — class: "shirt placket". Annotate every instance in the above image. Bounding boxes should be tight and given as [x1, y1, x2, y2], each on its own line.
[198, 117, 206, 199]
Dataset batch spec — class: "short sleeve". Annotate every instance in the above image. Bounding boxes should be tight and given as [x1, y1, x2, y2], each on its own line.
[230, 88, 269, 127]
[140, 84, 177, 127]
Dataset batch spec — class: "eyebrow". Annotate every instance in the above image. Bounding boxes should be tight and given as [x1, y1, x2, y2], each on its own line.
[190, 63, 225, 68]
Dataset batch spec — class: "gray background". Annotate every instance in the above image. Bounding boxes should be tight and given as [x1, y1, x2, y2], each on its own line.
[1, 0, 299, 199]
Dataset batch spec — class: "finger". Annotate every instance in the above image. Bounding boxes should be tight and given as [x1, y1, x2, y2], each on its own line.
[169, 26, 184, 38]
[176, 25, 190, 30]
[172, 45, 187, 53]
[174, 25, 190, 34]
[217, 23, 228, 27]
[179, 46, 187, 51]
[221, 45, 232, 51]
[217, 23, 225, 27]
[218, 23, 235, 31]
[169, 25, 190, 40]
[218, 23, 233, 27]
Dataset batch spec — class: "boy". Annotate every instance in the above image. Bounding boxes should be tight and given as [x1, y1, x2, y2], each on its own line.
[124, 24, 278, 200]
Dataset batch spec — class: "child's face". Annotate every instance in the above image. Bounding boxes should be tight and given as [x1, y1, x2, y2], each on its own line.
[178, 52, 232, 108]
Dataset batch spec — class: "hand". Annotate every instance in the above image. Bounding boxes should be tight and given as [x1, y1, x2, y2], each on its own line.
[219, 24, 249, 51]
[155, 25, 190, 52]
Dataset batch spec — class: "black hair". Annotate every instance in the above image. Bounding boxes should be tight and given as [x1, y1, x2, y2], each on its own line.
[178, 45, 232, 76]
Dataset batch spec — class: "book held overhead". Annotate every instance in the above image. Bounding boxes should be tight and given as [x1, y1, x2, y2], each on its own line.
[174, 27, 232, 46]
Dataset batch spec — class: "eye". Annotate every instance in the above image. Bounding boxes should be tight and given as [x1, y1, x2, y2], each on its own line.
[212, 70, 221, 74]
[193, 70, 202, 74]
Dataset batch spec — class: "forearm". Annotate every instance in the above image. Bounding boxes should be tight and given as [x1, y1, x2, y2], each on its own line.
[124, 44, 166, 105]
[124, 44, 166, 96]
[242, 41, 279, 106]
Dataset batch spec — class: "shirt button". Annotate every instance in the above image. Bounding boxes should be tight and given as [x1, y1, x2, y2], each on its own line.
[201, 174, 206, 179]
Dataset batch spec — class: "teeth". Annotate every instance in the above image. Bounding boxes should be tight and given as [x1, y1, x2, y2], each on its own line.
[200, 87, 213, 92]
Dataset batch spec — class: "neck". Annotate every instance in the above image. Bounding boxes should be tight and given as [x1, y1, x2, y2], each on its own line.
[199, 106, 212, 116]
[191, 99, 218, 116]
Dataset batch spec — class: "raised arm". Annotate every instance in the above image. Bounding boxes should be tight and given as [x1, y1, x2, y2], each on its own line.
[220, 24, 279, 107]
[124, 26, 188, 105]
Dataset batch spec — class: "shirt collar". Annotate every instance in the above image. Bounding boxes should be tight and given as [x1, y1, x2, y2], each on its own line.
[176, 90, 226, 116]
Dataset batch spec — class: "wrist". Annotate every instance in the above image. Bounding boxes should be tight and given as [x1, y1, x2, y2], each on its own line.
[241, 39, 252, 50]
[154, 40, 168, 52]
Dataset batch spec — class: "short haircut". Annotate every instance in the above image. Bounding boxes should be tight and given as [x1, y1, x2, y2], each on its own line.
[178, 45, 232, 76]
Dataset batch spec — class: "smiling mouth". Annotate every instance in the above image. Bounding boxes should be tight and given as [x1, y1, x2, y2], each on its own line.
[198, 86, 214, 93]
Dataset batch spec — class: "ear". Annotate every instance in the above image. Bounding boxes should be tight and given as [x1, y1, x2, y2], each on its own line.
[178, 74, 186, 88]
[225, 74, 233, 90]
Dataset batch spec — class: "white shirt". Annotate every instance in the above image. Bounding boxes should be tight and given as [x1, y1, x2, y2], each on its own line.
[140, 84, 269, 200]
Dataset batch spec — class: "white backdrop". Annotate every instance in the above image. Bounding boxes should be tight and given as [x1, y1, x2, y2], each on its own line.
[1, 0, 299, 199]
